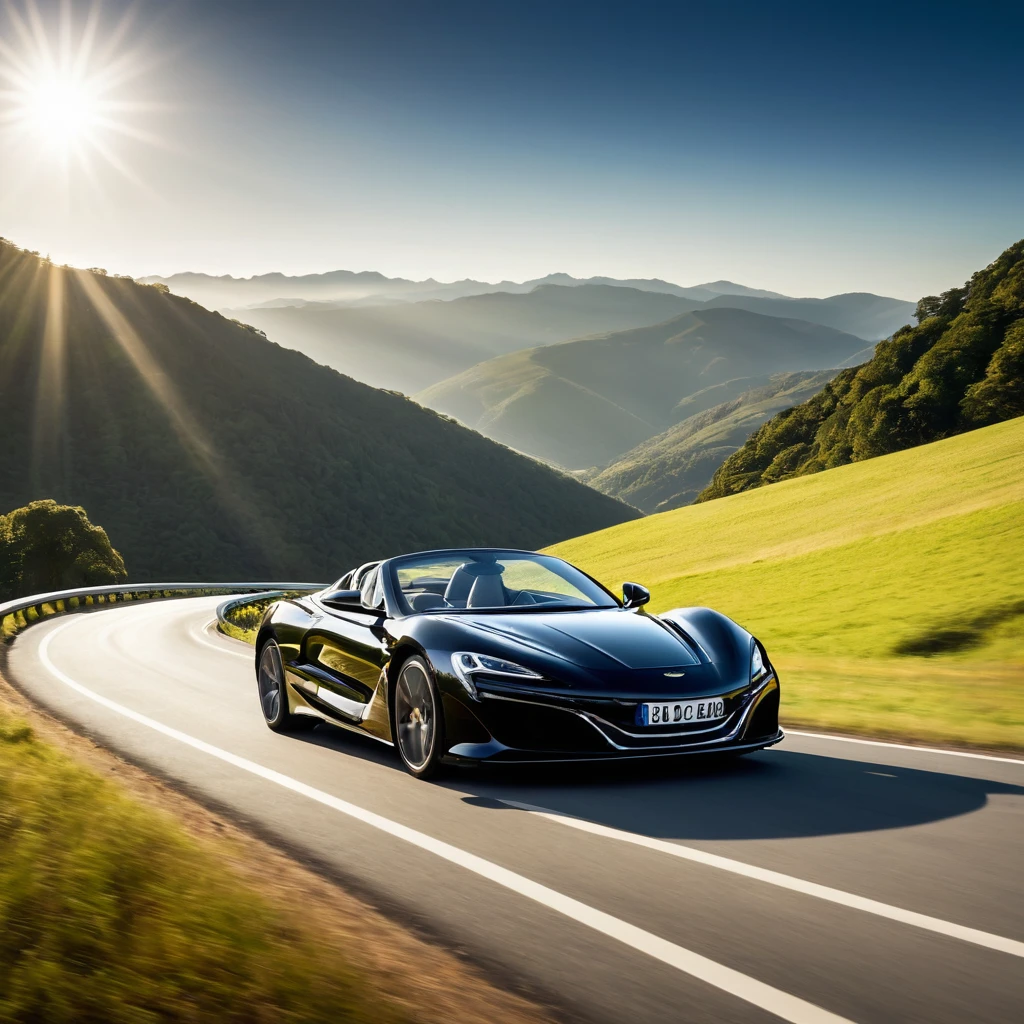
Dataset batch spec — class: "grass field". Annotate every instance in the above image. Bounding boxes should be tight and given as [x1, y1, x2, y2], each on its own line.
[548, 416, 1024, 751]
[0, 705, 401, 1024]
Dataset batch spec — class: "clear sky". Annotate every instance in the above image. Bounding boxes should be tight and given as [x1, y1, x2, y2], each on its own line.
[1, 0, 1021, 299]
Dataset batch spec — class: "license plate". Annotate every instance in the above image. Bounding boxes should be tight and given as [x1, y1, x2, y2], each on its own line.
[640, 697, 726, 726]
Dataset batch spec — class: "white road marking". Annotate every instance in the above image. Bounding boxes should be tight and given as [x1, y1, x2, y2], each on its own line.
[36, 618, 852, 1024]
[500, 800, 1024, 960]
[785, 730, 1024, 765]
[188, 617, 252, 659]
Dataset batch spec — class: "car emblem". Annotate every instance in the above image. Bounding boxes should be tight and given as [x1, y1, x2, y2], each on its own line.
[664, 671, 685, 678]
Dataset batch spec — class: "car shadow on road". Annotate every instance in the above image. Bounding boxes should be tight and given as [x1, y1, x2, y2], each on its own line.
[288, 720, 408, 772]
[447, 749, 1024, 841]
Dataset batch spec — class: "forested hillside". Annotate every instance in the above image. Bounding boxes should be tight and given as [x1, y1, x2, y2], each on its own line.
[0, 241, 637, 581]
[698, 240, 1024, 501]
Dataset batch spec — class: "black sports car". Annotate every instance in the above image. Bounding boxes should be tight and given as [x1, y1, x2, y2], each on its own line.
[255, 548, 782, 778]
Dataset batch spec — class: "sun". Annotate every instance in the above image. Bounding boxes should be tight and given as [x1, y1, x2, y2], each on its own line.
[22, 73, 99, 147]
[0, 0, 159, 180]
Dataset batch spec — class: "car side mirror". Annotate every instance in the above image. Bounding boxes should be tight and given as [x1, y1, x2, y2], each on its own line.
[622, 582, 650, 609]
[321, 588, 363, 610]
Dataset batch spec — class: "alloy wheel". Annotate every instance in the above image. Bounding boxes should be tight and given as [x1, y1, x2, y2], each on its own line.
[395, 661, 435, 769]
[258, 642, 284, 723]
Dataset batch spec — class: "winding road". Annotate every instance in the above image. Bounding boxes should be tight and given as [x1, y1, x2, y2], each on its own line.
[6, 597, 1023, 1024]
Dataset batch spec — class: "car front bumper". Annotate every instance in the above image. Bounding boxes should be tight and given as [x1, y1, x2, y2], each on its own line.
[441, 674, 782, 765]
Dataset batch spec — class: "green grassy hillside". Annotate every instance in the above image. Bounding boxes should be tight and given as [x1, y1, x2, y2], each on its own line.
[700, 239, 1024, 502]
[586, 369, 837, 512]
[0, 240, 637, 582]
[419, 308, 864, 469]
[548, 416, 1024, 750]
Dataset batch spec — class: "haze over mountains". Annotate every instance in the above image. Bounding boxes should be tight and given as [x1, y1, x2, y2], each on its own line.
[419, 308, 865, 470]
[0, 240, 636, 580]
[211, 283, 910, 396]
[221, 285, 708, 393]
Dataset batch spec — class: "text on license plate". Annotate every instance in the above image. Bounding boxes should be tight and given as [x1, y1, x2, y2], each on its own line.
[641, 698, 726, 726]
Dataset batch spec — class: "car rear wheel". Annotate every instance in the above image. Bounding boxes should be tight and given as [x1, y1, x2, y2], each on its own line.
[393, 655, 445, 779]
[257, 639, 315, 733]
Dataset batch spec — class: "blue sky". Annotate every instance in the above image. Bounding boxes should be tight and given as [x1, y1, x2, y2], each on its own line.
[1, 0, 1021, 298]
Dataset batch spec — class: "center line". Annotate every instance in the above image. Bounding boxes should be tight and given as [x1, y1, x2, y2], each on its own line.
[499, 799, 1024, 960]
[36, 617, 852, 1024]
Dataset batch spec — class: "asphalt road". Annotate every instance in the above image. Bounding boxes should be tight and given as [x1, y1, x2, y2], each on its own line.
[6, 597, 1024, 1024]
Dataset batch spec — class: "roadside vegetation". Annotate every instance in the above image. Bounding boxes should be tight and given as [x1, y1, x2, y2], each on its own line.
[0, 500, 126, 603]
[549, 415, 1024, 751]
[0, 703, 402, 1024]
[219, 594, 284, 643]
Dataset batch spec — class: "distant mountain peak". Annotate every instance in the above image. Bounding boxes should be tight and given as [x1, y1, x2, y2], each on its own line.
[694, 280, 788, 300]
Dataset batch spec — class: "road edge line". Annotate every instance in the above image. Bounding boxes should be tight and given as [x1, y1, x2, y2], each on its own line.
[785, 729, 1024, 765]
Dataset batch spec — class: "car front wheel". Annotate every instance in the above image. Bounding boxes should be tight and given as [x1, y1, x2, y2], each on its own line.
[393, 655, 445, 779]
[257, 639, 315, 733]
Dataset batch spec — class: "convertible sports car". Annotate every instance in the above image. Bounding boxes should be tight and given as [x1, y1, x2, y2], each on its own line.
[255, 547, 782, 778]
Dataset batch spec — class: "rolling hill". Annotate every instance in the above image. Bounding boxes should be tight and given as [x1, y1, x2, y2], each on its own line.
[548, 416, 1024, 750]
[703, 291, 915, 340]
[0, 240, 637, 581]
[224, 284, 707, 393]
[699, 239, 1024, 502]
[585, 369, 838, 512]
[418, 308, 865, 469]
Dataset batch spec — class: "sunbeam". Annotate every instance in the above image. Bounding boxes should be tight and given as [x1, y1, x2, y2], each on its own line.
[30, 262, 67, 495]
[72, 268, 286, 566]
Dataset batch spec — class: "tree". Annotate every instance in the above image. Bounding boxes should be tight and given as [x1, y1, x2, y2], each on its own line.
[0, 500, 128, 602]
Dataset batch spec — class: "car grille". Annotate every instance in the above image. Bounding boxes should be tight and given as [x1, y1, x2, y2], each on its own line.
[474, 678, 754, 749]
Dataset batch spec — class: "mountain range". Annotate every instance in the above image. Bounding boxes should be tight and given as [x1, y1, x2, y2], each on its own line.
[418, 308, 866, 470]
[206, 284, 907, 396]
[140, 268, 786, 311]
[221, 284, 707, 393]
[0, 240, 636, 580]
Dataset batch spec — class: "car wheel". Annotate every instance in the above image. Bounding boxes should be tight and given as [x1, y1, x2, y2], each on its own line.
[257, 639, 315, 733]
[393, 655, 445, 779]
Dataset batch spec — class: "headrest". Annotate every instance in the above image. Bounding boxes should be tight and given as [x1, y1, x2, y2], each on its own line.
[459, 560, 505, 577]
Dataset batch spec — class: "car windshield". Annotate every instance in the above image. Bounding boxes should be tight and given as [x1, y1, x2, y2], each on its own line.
[390, 551, 618, 615]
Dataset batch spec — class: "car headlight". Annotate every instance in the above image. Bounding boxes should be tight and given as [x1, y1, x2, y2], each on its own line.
[451, 652, 542, 696]
[751, 642, 768, 684]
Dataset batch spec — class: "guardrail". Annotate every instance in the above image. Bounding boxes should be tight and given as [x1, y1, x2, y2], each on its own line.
[215, 589, 320, 643]
[0, 582, 323, 645]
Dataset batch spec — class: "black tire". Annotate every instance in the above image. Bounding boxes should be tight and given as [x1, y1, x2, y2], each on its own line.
[257, 639, 316, 733]
[392, 655, 446, 779]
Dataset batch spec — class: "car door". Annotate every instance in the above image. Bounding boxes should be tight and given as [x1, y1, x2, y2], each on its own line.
[305, 567, 389, 722]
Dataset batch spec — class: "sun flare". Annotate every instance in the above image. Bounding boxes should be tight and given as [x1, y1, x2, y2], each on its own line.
[22, 73, 99, 146]
[0, 0, 159, 182]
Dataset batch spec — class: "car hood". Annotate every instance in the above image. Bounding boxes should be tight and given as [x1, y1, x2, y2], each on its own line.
[457, 609, 702, 671]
